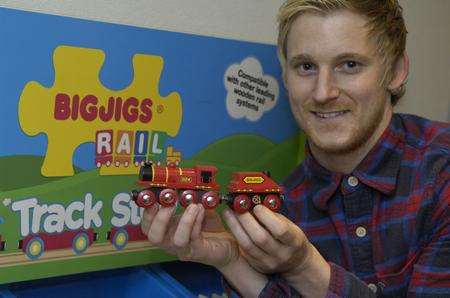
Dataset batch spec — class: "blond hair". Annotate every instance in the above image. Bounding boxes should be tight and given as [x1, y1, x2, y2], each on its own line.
[278, 0, 407, 105]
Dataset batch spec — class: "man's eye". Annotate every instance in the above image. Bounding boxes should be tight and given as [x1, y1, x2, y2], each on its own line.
[347, 61, 357, 68]
[296, 63, 316, 75]
[301, 63, 313, 70]
[338, 60, 361, 73]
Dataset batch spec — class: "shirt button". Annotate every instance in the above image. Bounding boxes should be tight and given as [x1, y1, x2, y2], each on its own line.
[356, 226, 367, 238]
[347, 176, 359, 187]
[368, 283, 377, 293]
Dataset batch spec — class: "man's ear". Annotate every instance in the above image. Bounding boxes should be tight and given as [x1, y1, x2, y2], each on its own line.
[388, 51, 409, 91]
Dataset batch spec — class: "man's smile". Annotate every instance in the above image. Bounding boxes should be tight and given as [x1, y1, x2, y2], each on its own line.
[311, 110, 350, 119]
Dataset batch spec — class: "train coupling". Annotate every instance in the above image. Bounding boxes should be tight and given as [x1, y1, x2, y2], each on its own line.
[221, 194, 232, 204]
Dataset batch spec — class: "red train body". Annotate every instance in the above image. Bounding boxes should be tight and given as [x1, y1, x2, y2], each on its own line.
[226, 172, 283, 213]
[137, 164, 220, 192]
[132, 162, 284, 213]
[133, 163, 221, 209]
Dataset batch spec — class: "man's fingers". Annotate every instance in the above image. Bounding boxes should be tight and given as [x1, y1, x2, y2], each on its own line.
[235, 209, 283, 255]
[147, 205, 176, 245]
[222, 207, 269, 260]
[191, 205, 205, 240]
[141, 205, 158, 235]
[252, 205, 298, 245]
[172, 204, 200, 247]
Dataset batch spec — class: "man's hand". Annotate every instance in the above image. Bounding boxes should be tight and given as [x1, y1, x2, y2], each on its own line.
[141, 203, 269, 297]
[222, 204, 311, 273]
[141, 203, 238, 268]
[222, 204, 330, 297]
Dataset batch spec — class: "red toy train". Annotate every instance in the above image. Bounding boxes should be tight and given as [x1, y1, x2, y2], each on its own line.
[131, 162, 284, 213]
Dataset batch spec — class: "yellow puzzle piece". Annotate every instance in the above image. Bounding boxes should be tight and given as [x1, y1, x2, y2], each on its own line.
[18, 45, 182, 177]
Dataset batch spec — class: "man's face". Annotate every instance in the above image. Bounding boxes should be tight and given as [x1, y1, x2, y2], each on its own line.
[284, 10, 393, 154]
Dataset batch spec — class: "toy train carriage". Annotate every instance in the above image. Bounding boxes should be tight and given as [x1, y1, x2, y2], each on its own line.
[19, 229, 97, 260]
[132, 162, 221, 209]
[225, 172, 284, 213]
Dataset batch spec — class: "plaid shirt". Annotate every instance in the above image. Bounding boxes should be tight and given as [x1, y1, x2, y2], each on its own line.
[259, 114, 450, 297]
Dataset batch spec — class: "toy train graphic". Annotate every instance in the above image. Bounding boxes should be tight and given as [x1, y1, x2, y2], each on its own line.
[12, 225, 147, 260]
[131, 162, 284, 213]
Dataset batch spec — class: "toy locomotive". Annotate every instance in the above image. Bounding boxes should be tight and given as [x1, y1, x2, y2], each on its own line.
[131, 162, 284, 213]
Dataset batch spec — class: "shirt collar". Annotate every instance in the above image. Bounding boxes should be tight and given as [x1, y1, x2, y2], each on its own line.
[304, 114, 404, 211]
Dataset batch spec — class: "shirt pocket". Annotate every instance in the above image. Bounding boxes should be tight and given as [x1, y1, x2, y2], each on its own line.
[375, 250, 420, 291]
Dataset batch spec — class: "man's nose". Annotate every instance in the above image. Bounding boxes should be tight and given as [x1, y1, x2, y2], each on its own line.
[312, 69, 339, 103]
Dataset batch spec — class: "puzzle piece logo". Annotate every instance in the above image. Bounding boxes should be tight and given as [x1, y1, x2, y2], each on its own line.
[19, 46, 182, 177]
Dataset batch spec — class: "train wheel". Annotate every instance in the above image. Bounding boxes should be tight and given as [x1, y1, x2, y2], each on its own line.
[112, 228, 129, 250]
[263, 194, 282, 212]
[180, 190, 197, 208]
[72, 232, 89, 255]
[201, 191, 220, 209]
[233, 194, 251, 214]
[25, 236, 44, 260]
[159, 189, 178, 207]
[136, 189, 157, 208]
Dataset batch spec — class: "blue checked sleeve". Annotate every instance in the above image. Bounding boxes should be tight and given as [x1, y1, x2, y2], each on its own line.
[257, 263, 376, 298]
[222, 274, 299, 298]
[326, 262, 376, 298]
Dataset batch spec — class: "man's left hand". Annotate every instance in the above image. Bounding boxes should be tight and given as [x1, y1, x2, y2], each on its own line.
[222, 204, 313, 274]
[222, 204, 331, 298]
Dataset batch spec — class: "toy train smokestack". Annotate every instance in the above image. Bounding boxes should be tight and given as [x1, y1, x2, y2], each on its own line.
[139, 161, 153, 181]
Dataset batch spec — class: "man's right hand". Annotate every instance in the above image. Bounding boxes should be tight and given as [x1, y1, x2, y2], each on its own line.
[141, 203, 269, 297]
[140, 203, 238, 269]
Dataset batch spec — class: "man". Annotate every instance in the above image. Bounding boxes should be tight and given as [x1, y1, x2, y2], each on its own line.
[140, 0, 450, 297]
